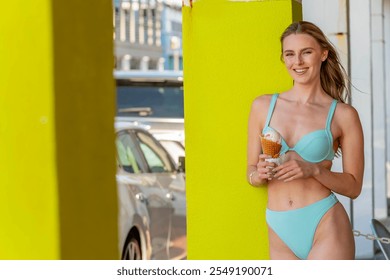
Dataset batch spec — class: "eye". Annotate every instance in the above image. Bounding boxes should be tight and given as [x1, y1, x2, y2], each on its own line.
[285, 53, 294, 57]
[303, 51, 312, 55]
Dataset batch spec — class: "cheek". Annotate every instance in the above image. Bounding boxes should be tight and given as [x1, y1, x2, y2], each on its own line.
[284, 60, 293, 69]
[310, 56, 323, 65]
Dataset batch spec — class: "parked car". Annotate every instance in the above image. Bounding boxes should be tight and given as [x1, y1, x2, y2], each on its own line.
[115, 121, 186, 260]
[115, 117, 186, 172]
[114, 70, 185, 146]
[156, 138, 185, 171]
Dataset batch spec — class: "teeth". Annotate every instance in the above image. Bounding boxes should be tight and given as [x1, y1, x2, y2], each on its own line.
[293, 68, 308, 75]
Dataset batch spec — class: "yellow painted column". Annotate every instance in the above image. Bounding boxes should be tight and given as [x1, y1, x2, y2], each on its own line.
[183, 0, 302, 259]
[0, 1, 117, 259]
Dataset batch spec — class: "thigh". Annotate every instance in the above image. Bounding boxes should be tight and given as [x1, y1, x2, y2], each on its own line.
[267, 225, 300, 260]
[308, 203, 355, 260]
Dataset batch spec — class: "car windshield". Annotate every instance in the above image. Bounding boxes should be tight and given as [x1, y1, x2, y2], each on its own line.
[116, 85, 184, 118]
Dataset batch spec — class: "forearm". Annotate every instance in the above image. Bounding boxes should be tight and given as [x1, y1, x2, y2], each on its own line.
[313, 165, 362, 199]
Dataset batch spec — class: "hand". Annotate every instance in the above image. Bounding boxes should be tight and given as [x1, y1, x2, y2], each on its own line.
[272, 159, 319, 182]
[257, 154, 277, 181]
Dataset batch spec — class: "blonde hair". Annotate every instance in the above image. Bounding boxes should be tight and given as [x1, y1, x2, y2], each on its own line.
[280, 21, 350, 103]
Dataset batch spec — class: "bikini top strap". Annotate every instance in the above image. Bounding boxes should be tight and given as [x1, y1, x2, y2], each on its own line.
[264, 93, 279, 128]
[326, 99, 338, 130]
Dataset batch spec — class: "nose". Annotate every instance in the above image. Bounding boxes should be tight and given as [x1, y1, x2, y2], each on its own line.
[295, 54, 303, 65]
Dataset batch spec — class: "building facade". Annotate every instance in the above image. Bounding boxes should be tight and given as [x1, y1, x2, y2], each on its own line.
[113, 0, 182, 71]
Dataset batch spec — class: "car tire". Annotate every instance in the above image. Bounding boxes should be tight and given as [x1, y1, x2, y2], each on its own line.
[123, 237, 142, 260]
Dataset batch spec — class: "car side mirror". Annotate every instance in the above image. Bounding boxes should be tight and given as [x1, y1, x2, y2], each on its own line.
[178, 156, 185, 173]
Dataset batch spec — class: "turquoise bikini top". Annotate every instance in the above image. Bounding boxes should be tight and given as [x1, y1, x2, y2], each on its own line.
[262, 94, 337, 163]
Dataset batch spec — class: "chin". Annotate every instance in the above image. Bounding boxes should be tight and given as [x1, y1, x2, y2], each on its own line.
[292, 76, 315, 85]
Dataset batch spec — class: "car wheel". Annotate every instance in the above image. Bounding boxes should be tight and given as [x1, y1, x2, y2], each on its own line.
[123, 237, 142, 260]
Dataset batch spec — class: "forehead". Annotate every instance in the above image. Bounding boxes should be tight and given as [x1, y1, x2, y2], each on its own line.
[282, 33, 321, 51]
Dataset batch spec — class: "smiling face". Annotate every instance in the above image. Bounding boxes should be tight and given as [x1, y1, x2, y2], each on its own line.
[282, 33, 328, 85]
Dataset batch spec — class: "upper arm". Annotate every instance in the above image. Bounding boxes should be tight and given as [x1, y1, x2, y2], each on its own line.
[247, 95, 269, 167]
[338, 104, 364, 188]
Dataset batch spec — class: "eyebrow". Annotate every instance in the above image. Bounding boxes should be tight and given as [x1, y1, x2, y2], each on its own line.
[283, 47, 315, 53]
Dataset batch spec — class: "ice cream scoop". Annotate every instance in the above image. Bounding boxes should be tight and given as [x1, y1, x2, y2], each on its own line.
[263, 130, 281, 144]
[261, 130, 282, 158]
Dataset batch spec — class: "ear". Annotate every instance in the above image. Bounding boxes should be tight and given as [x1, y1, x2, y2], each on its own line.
[321, 50, 329, 62]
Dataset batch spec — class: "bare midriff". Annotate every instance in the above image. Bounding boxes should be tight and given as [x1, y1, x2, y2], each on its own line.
[267, 152, 333, 211]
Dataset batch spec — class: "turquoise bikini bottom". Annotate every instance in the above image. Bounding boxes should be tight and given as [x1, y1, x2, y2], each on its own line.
[266, 193, 338, 259]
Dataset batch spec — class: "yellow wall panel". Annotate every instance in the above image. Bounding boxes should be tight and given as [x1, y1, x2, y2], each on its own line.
[183, 0, 301, 259]
[52, 0, 118, 260]
[0, 1, 59, 259]
[0, 1, 117, 259]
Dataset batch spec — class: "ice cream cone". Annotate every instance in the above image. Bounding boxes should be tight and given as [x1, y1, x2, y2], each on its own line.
[261, 137, 282, 158]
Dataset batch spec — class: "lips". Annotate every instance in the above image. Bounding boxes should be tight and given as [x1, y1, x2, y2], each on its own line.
[293, 68, 309, 74]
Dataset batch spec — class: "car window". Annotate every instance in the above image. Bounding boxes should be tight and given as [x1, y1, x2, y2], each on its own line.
[134, 131, 174, 173]
[116, 85, 184, 118]
[159, 140, 185, 166]
[116, 132, 143, 174]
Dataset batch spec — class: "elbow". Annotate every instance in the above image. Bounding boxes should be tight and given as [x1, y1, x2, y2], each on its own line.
[349, 184, 362, 200]
[346, 174, 363, 200]
[350, 192, 360, 200]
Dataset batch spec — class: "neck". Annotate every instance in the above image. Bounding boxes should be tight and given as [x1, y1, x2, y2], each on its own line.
[289, 81, 328, 104]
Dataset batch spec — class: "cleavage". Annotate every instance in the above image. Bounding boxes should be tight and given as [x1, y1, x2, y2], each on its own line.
[268, 125, 325, 148]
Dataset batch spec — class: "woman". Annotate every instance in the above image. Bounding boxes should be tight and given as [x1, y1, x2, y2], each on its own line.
[247, 21, 364, 260]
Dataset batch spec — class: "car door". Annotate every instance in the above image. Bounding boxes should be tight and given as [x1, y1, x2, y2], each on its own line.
[165, 172, 186, 259]
[116, 130, 147, 259]
[132, 129, 187, 259]
[116, 130, 171, 259]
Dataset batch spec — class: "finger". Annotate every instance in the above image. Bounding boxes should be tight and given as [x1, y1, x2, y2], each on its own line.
[283, 170, 303, 182]
[266, 162, 277, 170]
[257, 162, 267, 170]
[257, 166, 275, 179]
[259, 154, 271, 162]
[267, 173, 274, 180]
[266, 164, 277, 175]
[262, 175, 272, 180]
[264, 166, 276, 179]
[257, 160, 275, 169]
[272, 167, 280, 177]
[258, 170, 272, 180]
[272, 162, 288, 172]
[277, 170, 296, 181]
[257, 166, 273, 174]
[273, 159, 295, 173]
[283, 176, 295, 183]
[272, 165, 288, 178]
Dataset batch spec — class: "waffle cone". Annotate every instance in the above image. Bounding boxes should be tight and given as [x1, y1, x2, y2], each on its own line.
[261, 137, 282, 158]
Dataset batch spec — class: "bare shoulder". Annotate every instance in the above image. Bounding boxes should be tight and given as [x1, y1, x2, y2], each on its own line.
[335, 102, 361, 122]
[249, 94, 274, 129]
[251, 94, 274, 113]
[334, 102, 362, 131]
